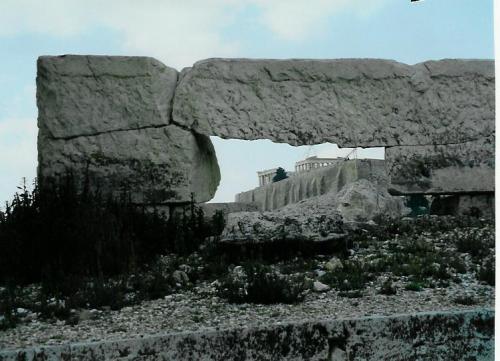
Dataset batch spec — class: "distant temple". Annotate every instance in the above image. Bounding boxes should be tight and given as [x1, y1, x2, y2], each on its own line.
[257, 156, 342, 186]
[294, 156, 342, 173]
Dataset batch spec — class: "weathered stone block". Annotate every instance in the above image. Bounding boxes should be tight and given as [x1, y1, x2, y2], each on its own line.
[38, 125, 220, 204]
[37, 55, 221, 204]
[386, 136, 494, 194]
[37, 55, 178, 139]
[430, 193, 495, 218]
[173, 58, 494, 147]
[0, 309, 493, 360]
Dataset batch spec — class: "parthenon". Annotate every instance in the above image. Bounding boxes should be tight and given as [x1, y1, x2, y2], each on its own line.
[294, 156, 342, 173]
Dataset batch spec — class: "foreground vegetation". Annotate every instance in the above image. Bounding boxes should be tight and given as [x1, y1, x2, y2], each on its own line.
[0, 179, 495, 330]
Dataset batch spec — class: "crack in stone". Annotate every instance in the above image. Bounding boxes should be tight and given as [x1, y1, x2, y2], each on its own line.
[46, 124, 174, 141]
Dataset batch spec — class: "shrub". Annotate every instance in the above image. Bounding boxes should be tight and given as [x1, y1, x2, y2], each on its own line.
[379, 278, 397, 295]
[478, 259, 495, 286]
[320, 260, 370, 291]
[453, 295, 478, 306]
[405, 281, 423, 292]
[0, 285, 20, 330]
[453, 227, 495, 259]
[218, 263, 306, 304]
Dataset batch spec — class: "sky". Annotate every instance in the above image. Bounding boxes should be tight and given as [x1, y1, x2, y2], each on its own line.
[0, 0, 495, 205]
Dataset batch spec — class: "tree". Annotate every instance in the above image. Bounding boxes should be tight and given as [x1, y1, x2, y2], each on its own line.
[272, 167, 288, 183]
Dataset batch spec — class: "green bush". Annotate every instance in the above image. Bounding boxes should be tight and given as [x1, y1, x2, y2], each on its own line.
[478, 259, 495, 286]
[405, 281, 424, 292]
[218, 264, 306, 304]
[320, 260, 370, 291]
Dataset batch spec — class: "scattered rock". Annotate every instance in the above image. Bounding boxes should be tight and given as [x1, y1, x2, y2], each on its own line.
[312, 281, 330, 293]
[325, 257, 343, 272]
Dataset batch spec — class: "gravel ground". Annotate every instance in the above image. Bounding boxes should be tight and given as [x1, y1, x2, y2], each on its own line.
[1, 218, 495, 351]
[0, 272, 494, 351]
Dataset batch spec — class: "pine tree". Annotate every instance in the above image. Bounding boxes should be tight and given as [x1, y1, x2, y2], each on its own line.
[272, 167, 288, 182]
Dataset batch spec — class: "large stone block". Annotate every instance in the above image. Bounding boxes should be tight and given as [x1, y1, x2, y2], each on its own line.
[37, 55, 221, 204]
[38, 125, 220, 204]
[37, 55, 178, 139]
[173, 58, 494, 147]
[386, 136, 494, 194]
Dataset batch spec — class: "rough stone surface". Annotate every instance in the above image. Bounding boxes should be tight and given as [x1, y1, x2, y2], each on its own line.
[37, 55, 178, 139]
[38, 125, 220, 204]
[236, 159, 387, 211]
[37, 55, 221, 204]
[220, 204, 344, 244]
[334, 179, 409, 223]
[430, 193, 495, 218]
[386, 136, 495, 194]
[173, 58, 494, 147]
[199, 202, 259, 220]
[0, 309, 493, 360]
[222, 179, 407, 243]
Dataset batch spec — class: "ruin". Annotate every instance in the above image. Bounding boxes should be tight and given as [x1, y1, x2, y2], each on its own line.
[295, 156, 342, 173]
[37, 55, 494, 214]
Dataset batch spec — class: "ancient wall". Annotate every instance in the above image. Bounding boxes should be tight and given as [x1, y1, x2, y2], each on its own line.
[235, 159, 386, 211]
[37, 56, 494, 202]
[37, 55, 220, 205]
[0, 309, 493, 360]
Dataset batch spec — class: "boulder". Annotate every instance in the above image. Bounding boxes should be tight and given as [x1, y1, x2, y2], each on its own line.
[386, 136, 494, 194]
[335, 179, 409, 223]
[38, 125, 220, 204]
[173, 58, 494, 147]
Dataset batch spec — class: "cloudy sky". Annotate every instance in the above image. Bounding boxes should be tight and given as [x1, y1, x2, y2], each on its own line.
[0, 0, 494, 204]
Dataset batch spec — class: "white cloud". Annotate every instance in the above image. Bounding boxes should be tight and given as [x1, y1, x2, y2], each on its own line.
[249, 0, 389, 41]
[0, 0, 389, 68]
[0, 0, 242, 69]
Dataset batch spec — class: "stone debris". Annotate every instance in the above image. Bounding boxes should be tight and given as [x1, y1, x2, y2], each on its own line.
[325, 257, 343, 272]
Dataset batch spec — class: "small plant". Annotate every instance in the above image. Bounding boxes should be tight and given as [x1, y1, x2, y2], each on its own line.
[453, 295, 478, 306]
[453, 227, 494, 259]
[478, 258, 495, 286]
[379, 278, 397, 295]
[0, 285, 20, 330]
[338, 290, 363, 298]
[405, 281, 424, 292]
[320, 260, 369, 291]
[218, 263, 306, 304]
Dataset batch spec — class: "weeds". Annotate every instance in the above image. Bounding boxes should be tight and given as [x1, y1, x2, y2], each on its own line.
[218, 263, 306, 304]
